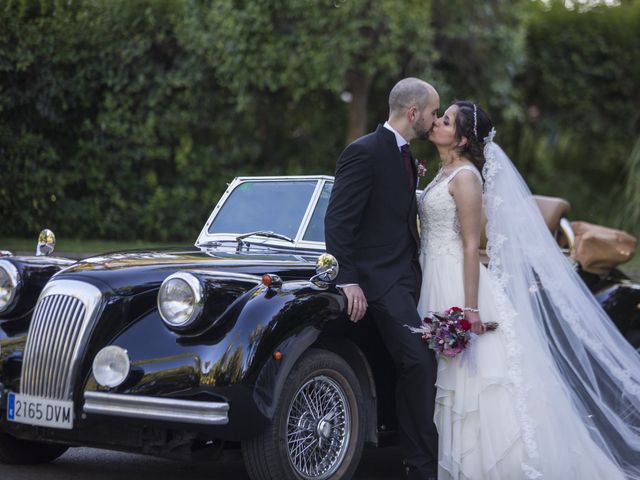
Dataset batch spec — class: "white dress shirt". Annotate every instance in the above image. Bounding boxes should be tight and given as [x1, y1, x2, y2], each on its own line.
[383, 121, 410, 151]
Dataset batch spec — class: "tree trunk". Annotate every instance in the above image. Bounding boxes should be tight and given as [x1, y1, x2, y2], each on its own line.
[345, 71, 374, 146]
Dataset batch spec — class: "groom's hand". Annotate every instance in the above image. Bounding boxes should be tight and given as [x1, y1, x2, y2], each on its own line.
[342, 285, 368, 322]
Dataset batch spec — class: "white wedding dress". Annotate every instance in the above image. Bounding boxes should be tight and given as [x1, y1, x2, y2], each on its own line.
[417, 165, 628, 480]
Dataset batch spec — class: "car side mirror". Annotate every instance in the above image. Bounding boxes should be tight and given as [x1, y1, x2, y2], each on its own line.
[36, 229, 56, 256]
[310, 253, 339, 289]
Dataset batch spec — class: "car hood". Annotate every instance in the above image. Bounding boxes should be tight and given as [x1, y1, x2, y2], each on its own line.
[57, 246, 319, 295]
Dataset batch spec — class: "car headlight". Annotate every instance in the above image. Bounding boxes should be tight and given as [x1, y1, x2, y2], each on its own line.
[92, 346, 130, 388]
[0, 260, 20, 313]
[157, 272, 203, 330]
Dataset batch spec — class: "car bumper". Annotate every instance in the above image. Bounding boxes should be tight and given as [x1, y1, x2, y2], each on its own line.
[83, 391, 229, 425]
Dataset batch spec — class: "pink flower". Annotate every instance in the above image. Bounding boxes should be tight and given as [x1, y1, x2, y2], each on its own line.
[442, 346, 462, 357]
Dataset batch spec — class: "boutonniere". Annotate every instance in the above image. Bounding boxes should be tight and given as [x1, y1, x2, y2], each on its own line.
[415, 158, 426, 177]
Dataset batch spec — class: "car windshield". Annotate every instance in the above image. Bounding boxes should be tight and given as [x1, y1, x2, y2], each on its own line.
[208, 180, 318, 239]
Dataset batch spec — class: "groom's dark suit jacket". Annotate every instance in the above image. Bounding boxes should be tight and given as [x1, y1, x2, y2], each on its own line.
[325, 124, 420, 301]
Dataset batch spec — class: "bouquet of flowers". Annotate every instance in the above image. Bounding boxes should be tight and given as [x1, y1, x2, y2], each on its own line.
[420, 307, 471, 357]
[408, 307, 498, 358]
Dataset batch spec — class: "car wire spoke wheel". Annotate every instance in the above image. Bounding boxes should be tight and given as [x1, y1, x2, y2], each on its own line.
[241, 349, 364, 480]
[286, 375, 351, 480]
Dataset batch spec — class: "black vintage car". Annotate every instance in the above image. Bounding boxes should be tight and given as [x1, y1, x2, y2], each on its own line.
[0, 175, 639, 480]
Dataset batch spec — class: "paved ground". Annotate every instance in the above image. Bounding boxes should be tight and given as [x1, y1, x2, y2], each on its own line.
[0, 445, 405, 480]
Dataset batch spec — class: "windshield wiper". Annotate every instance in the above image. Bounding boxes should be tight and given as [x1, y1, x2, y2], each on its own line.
[235, 231, 295, 253]
[236, 230, 293, 253]
[236, 231, 294, 243]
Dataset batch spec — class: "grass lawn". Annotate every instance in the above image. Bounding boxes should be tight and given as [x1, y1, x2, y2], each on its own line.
[0, 237, 187, 258]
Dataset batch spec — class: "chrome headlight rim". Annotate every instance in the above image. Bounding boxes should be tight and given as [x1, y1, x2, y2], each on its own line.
[157, 272, 204, 330]
[0, 260, 21, 314]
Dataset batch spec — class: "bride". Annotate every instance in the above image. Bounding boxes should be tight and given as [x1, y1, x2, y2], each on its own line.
[417, 101, 640, 479]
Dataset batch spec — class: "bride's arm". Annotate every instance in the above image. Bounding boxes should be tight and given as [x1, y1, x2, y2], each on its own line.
[450, 170, 484, 334]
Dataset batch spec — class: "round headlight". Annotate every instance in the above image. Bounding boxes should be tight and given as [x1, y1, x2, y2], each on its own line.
[92, 346, 130, 388]
[158, 272, 203, 329]
[0, 260, 20, 313]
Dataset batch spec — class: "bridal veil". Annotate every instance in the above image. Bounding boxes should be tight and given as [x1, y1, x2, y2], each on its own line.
[482, 131, 640, 479]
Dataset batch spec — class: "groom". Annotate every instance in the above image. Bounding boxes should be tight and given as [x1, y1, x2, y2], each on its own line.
[325, 77, 440, 480]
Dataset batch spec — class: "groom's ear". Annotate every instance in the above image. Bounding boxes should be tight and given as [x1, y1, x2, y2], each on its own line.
[407, 105, 418, 121]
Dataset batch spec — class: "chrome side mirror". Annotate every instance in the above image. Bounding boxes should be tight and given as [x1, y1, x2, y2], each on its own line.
[310, 253, 339, 289]
[36, 229, 56, 256]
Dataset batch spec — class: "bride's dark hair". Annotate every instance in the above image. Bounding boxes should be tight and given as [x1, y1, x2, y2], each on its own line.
[453, 101, 493, 174]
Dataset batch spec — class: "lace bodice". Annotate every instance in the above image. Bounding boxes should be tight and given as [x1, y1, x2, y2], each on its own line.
[418, 165, 482, 259]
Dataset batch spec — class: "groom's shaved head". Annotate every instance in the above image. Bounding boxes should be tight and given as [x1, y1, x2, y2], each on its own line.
[387, 77, 439, 141]
[388, 78, 434, 116]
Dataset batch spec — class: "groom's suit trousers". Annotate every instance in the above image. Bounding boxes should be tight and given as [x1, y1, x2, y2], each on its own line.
[368, 259, 439, 476]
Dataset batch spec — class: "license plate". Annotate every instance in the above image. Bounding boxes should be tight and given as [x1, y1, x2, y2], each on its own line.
[7, 392, 73, 429]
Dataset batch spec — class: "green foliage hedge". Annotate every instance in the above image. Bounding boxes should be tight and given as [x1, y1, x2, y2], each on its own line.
[0, 0, 637, 241]
[518, 1, 640, 223]
[0, 0, 433, 241]
[1, 0, 236, 240]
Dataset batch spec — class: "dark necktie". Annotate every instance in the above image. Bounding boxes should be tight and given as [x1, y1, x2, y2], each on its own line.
[401, 144, 415, 191]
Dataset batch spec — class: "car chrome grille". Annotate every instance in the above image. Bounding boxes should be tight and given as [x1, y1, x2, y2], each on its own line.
[20, 280, 102, 400]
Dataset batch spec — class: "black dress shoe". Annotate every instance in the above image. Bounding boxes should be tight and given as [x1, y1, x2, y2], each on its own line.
[404, 465, 437, 480]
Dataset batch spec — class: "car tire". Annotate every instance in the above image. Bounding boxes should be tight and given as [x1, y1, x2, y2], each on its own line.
[0, 430, 68, 464]
[242, 348, 365, 480]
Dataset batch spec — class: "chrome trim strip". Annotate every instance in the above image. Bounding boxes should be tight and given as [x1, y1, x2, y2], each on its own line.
[186, 270, 262, 283]
[232, 175, 334, 181]
[296, 240, 327, 249]
[83, 391, 229, 426]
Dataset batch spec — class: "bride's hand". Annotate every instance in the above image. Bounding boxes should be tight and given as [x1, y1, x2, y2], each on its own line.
[465, 311, 485, 335]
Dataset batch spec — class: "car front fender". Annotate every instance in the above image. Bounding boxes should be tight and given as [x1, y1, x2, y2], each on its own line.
[252, 325, 322, 419]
